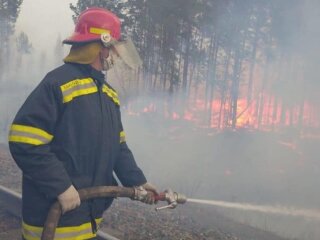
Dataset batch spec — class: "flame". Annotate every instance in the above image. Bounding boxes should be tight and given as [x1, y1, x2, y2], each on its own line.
[125, 92, 319, 135]
[184, 111, 193, 121]
[172, 112, 180, 120]
[143, 103, 156, 113]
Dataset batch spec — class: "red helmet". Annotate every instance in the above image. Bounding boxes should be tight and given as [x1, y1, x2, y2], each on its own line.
[63, 7, 121, 45]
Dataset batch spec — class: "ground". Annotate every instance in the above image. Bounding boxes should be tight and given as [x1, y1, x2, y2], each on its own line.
[1, 129, 309, 240]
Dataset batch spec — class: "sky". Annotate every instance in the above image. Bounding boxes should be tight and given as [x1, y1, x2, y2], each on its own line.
[16, 0, 77, 50]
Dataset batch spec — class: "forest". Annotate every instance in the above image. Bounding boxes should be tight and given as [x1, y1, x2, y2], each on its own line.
[1, 1, 320, 239]
[69, 0, 320, 133]
[1, 0, 320, 134]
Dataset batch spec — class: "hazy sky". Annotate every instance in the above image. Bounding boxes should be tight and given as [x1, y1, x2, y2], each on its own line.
[16, 0, 77, 50]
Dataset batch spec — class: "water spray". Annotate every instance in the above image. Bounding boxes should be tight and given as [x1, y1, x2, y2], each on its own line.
[152, 190, 320, 221]
[187, 198, 320, 220]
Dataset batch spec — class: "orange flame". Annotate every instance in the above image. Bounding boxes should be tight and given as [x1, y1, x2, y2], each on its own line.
[125, 93, 319, 133]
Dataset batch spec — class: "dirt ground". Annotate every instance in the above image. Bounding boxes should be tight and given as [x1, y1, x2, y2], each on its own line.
[0, 207, 21, 240]
[0, 143, 291, 240]
[101, 198, 289, 240]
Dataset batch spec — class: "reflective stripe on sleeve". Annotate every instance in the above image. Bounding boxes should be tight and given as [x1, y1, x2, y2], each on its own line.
[60, 78, 98, 103]
[102, 84, 120, 105]
[120, 131, 126, 143]
[8, 124, 53, 145]
[22, 218, 103, 240]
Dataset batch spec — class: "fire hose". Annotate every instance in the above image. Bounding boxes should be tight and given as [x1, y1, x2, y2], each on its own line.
[41, 186, 187, 240]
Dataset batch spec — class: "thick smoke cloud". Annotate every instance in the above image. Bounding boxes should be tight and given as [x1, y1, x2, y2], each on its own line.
[1, 1, 320, 240]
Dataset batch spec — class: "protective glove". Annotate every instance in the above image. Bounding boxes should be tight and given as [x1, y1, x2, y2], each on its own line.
[140, 182, 159, 205]
[57, 185, 81, 214]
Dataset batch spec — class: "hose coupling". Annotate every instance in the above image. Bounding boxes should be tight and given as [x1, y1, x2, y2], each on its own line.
[132, 186, 148, 201]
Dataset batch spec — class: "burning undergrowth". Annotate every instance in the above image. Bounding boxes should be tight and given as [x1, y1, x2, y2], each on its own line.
[119, 96, 320, 239]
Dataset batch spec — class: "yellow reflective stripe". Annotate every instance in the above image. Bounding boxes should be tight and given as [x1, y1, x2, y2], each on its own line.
[120, 131, 126, 143]
[60, 78, 95, 92]
[63, 86, 98, 103]
[9, 136, 45, 146]
[56, 218, 102, 234]
[10, 124, 53, 141]
[9, 124, 53, 145]
[102, 84, 118, 97]
[22, 218, 103, 240]
[89, 27, 111, 35]
[22, 222, 42, 236]
[61, 78, 98, 103]
[102, 84, 120, 105]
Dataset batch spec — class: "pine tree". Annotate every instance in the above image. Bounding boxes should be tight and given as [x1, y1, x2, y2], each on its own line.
[15, 31, 32, 79]
[69, 0, 320, 130]
[0, 0, 23, 80]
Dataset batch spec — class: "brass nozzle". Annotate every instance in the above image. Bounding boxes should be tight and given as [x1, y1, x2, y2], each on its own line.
[174, 192, 187, 204]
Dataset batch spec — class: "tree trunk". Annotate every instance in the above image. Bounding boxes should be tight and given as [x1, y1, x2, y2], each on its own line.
[218, 50, 231, 129]
[247, 31, 258, 106]
[207, 40, 219, 127]
[182, 27, 191, 92]
[257, 61, 270, 128]
[231, 42, 243, 129]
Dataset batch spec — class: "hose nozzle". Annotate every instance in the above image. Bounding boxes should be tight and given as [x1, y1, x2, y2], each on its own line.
[155, 189, 187, 211]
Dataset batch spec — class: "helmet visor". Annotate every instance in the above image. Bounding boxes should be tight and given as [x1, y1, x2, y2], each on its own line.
[112, 38, 142, 69]
[101, 33, 142, 69]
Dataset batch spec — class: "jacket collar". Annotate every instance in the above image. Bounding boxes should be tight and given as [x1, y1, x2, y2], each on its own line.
[70, 63, 106, 86]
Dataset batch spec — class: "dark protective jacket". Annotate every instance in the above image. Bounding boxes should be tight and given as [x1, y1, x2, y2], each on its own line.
[9, 63, 147, 240]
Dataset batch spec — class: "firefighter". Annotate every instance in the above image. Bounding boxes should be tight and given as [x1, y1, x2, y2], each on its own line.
[9, 7, 158, 240]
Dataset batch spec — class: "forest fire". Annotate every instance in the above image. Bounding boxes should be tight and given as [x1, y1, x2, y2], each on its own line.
[1, 1, 320, 240]
[125, 93, 320, 136]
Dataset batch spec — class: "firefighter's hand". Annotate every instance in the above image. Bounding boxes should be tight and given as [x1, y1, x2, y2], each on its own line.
[140, 182, 159, 205]
[58, 185, 81, 214]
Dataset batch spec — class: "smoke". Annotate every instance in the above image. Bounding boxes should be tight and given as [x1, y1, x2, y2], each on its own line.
[116, 91, 320, 239]
[1, 1, 320, 240]
[114, 2, 320, 237]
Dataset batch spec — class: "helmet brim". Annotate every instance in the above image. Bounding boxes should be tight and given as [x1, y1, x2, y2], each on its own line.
[63, 33, 101, 45]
